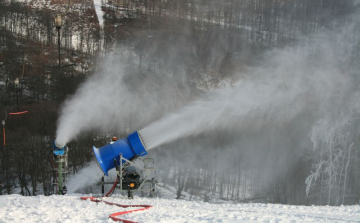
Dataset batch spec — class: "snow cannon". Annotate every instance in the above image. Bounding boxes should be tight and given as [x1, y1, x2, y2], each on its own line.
[93, 131, 148, 176]
[53, 141, 66, 156]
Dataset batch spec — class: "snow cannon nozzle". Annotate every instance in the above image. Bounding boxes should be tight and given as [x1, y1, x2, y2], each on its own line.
[93, 131, 148, 176]
[54, 140, 66, 149]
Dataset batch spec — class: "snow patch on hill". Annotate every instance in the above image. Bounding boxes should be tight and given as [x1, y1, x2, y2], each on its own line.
[94, 0, 104, 27]
[0, 194, 359, 222]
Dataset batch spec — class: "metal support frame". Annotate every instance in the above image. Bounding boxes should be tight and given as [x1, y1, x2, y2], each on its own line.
[101, 154, 156, 198]
[101, 175, 104, 196]
[119, 154, 122, 191]
[53, 149, 68, 195]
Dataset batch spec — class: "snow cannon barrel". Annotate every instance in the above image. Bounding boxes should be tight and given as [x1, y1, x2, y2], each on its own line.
[53, 141, 66, 156]
[93, 131, 148, 176]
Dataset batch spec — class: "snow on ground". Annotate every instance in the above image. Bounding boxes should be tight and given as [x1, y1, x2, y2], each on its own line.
[93, 0, 104, 27]
[0, 194, 359, 223]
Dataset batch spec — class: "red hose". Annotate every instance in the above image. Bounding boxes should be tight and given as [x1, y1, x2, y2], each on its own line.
[9, 111, 28, 115]
[81, 177, 152, 222]
[80, 196, 152, 223]
[105, 177, 118, 197]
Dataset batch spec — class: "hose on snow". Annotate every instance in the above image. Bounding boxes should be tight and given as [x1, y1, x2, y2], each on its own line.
[80, 196, 152, 223]
[80, 178, 152, 223]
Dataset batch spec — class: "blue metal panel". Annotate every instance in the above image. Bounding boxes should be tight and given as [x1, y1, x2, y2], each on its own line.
[54, 149, 65, 156]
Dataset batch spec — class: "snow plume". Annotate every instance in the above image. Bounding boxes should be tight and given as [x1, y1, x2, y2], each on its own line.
[139, 10, 360, 150]
[55, 49, 193, 146]
[66, 162, 103, 193]
[139, 46, 351, 150]
[55, 12, 360, 153]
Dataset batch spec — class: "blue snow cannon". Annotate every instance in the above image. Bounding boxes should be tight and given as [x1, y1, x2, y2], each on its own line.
[93, 131, 148, 176]
[53, 141, 66, 156]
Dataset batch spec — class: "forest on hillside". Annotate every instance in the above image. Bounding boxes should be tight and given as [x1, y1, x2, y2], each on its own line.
[0, 0, 359, 206]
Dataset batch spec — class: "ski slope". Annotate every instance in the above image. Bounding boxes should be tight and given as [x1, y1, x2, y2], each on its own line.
[0, 194, 359, 223]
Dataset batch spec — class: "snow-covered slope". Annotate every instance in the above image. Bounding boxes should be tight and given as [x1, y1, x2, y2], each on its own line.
[0, 194, 359, 223]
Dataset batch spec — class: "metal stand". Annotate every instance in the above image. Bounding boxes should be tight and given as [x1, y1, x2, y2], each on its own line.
[101, 155, 157, 199]
[102, 175, 105, 197]
[119, 154, 122, 191]
[128, 189, 133, 199]
[53, 148, 68, 195]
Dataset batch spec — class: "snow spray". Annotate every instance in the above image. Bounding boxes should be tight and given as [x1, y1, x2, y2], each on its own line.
[139, 13, 360, 150]
[55, 51, 192, 147]
[53, 8, 360, 197]
[139, 48, 353, 150]
[66, 162, 103, 193]
[55, 11, 359, 151]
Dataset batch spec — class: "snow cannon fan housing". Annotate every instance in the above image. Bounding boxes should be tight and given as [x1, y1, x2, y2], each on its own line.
[93, 131, 148, 176]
